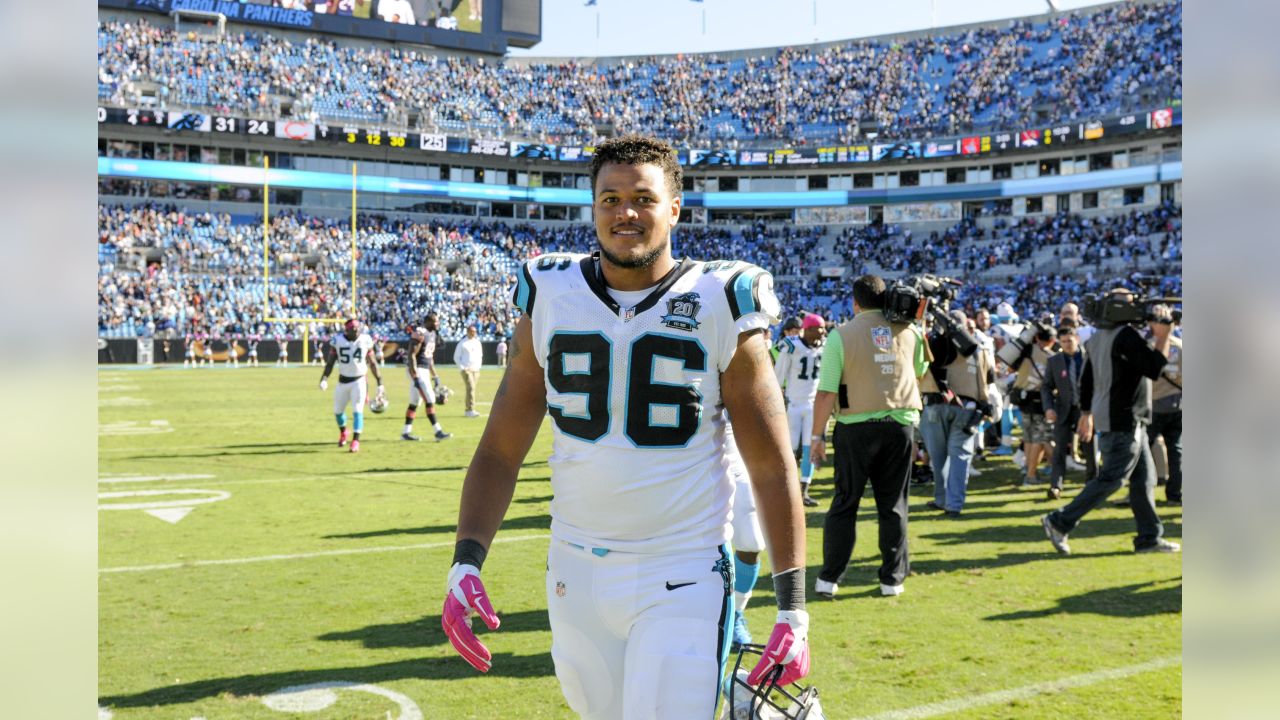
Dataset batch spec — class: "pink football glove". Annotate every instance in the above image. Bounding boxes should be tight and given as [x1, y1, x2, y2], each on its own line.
[746, 609, 811, 687]
[442, 563, 501, 672]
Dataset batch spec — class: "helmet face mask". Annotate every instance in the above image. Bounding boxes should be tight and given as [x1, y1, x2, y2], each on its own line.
[723, 644, 824, 720]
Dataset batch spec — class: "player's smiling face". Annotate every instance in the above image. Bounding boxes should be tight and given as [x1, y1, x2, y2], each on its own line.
[593, 162, 680, 274]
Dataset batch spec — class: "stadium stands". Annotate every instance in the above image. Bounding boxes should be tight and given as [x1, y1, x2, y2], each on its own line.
[97, 0, 1181, 146]
[98, 203, 1181, 342]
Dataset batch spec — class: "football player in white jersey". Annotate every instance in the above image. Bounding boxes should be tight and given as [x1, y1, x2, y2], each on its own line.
[441, 136, 810, 720]
[319, 318, 384, 453]
[773, 312, 828, 507]
[402, 312, 452, 441]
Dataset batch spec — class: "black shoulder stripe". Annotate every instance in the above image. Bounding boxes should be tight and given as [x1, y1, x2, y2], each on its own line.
[512, 262, 537, 315]
[724, 266, 748, 321]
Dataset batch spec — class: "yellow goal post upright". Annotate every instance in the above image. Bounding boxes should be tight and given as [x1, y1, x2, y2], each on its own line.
[259, 156, 360, 363]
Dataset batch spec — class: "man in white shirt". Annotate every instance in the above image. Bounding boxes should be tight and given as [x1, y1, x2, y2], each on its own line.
[452, 324, 484, 418]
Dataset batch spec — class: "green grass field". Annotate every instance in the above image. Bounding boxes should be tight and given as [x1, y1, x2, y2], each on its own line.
[98, 365, 1181, 719]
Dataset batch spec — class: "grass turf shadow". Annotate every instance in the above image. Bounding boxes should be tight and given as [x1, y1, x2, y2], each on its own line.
[920, 515, 1182, 547]
[317, 608, 550, 650]
[97, 652, 556, 709]
[985, 578, 1182, 620]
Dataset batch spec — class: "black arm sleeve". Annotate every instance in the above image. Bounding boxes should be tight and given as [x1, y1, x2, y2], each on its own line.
[1079, 359, 1093, 412]
[1115, 326, 1169, 380]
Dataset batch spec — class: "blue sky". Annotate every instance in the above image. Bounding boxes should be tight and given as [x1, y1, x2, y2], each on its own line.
[508, 0, 1113, 58]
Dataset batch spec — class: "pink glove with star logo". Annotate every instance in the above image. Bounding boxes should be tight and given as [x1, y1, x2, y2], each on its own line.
[746, 609, 811, 687]
[442, 562, 501, 672]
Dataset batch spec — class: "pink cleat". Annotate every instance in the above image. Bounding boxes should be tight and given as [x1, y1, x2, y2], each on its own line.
[349, 439, 360, 453]
[338, 429, 349, 447]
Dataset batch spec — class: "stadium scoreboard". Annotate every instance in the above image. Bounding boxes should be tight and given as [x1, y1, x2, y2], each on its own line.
[99, 105, 1180, 169]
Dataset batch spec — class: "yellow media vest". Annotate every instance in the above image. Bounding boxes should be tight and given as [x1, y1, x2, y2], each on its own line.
[836, 309, 925, 415]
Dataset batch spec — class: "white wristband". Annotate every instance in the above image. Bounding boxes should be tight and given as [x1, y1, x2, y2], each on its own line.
[811, 434, 825, 442]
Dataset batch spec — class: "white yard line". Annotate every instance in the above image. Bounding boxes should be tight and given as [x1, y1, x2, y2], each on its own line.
[95, 467, 479, 488]
[851, 655, 1182, 720]
[100, 533, 551, 574]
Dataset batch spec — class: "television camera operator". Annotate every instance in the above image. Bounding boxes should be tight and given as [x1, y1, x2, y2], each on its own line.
[1041, 289, 1182, 555]
[810, 274, 930, 597]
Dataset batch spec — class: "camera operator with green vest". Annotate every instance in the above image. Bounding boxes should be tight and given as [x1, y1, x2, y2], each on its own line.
[1041, 290, 1180, 555]
[810, 274, 931, 598]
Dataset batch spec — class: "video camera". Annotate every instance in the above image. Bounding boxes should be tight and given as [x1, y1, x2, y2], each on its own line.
[1081, 276, 1182, 328]
[882, 274, 978, 356]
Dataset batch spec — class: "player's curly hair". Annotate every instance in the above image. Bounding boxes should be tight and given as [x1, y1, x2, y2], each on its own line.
[589, 134, 683, 199]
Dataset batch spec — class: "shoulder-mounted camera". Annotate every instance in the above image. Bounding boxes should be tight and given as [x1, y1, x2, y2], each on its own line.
[883, 274, 978, 356]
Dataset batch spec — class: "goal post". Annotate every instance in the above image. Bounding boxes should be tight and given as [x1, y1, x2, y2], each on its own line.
[259, 156, 360, 363]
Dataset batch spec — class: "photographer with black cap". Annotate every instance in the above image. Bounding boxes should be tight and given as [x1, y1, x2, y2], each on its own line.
[1041, 290, 1180, 555]
[918, 308, 993, 516]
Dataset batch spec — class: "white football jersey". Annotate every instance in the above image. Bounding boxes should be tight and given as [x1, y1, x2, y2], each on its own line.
[332, 333, 374, 377]
[513, 252, 779, 554]
[773, 335, 823, 407]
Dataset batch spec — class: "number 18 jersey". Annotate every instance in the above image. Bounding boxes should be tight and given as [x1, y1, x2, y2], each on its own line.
[773, 336, 822, 408]
[513, 252, 779, 554]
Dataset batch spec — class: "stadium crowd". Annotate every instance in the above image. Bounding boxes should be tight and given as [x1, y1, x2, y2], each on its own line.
[833, 201, 1182, 279]
[98, 202, 1181, 343]
[97, 0, 1181, 146]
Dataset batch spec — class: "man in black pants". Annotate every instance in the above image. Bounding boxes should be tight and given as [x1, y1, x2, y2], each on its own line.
[1041, 325, 1096, 500]
[811, 275, 930, 597]
[1042, 293, 1180, 555]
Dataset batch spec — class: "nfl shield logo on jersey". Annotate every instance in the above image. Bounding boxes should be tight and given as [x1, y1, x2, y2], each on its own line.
[871, 326, 892, 351]
[661, 292, 703, 331]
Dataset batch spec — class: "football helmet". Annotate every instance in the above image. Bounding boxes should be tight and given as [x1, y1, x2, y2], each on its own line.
[722, 644, 825, 720]
[434, 381, 453, 405]
[369, 395, 388, 413]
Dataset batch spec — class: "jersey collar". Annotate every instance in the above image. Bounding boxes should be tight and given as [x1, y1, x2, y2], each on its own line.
[579, 252, 696, 319]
